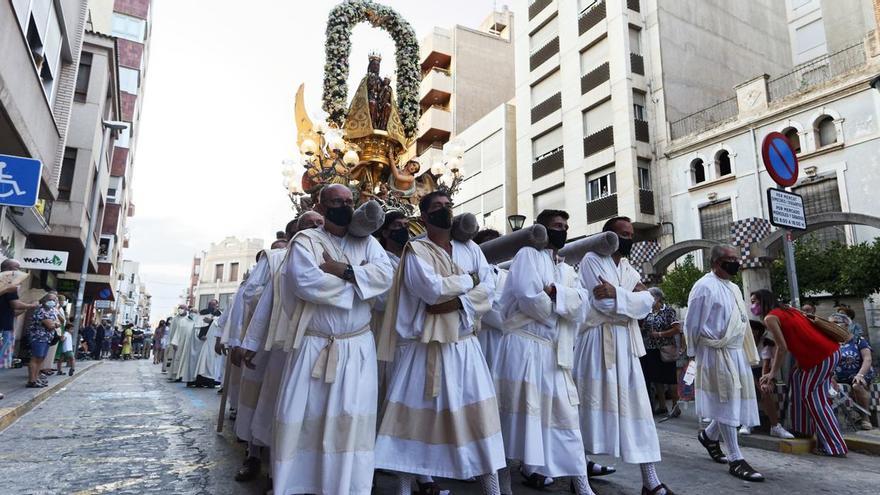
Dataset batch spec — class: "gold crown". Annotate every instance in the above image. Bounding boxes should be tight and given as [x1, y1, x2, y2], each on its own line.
[368, 51, 382, 62]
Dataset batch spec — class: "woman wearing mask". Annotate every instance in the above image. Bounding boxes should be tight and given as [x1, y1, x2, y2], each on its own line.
[829, 312, 875, 431]
[751, 289, 847, 457]
[640, 287, 682, 417]
[26, 294, 60, 388]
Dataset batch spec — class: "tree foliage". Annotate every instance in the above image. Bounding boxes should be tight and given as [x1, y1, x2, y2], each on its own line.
[660, 254, 705, 307]
[771, 238, 880, 301]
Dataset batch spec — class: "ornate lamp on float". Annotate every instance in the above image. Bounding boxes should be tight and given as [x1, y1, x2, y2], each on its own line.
[507, 214, 526, 232]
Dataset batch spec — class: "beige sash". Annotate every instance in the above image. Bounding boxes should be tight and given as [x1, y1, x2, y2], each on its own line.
[505, 327, 580, 406]
[305, 326, 370, 383]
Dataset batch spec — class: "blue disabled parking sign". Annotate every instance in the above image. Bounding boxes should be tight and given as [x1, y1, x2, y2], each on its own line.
[0, 154, 42, 208]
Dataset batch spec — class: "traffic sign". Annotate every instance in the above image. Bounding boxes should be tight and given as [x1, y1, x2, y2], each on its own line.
[761, 132, 799, 187]
[767, 188, 807, 230]
[95, 300, 112, 309]
[0, 154, 42, 207]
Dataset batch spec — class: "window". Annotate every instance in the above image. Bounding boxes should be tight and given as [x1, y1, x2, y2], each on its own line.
[794, 19, 827, 63]
[74, 52, 92, 102]
[580, 36, 609, 76]
[815, 115, 837, 147]
[794, 178, 846, 247]
[629, 27, 641, 55]
[638, 159, 652, 190]
[699, 199, 733, 266]
[112, 13, 146, 42]
[532, 126, 563, 160]
[783, 127, 801, 153]
[214, 264, 224, 282]
[198, 295, 213, 310]
[119, 67, 139, 94]
[715, 150, 732, 176]
[59, 148, 77, 200]
[531, 70, 561, 106]
[691, 158, 706, 184]
[107, 177, 123, 204]
[219, 293, 236, 311]
[583, 98, 613, 135]
[97, 235, 115, 262]
[633, 91, 647, 121]
[588, 171, 616, 201]
[529, 16, 558, 52]
[462, 145, 481, 178]
[229, 262, 240, 282]
[533, 185, 566, 215]
[115, 126, 131, 149]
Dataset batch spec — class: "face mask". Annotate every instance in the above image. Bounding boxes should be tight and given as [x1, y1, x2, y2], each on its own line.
[178, 310, 186, 316]
[426, 208, 453, 229]
[45, 300, 57, 309]
[750, 302, 762, 316]
[189, 313, 197, 319]
[389, 227, 410, 246]
[325, 205, 353, 227]
[547, 229, 567, 250]
[721, 260, 741, 277]
[616, 237, 634, 257]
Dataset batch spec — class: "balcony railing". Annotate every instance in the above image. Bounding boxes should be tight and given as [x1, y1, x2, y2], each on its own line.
[630, 53, 644, 75]
[639, 188, 655, 215]
[669, 97, 738, 140]
[530, 37, 560, 71]
[532, 146, 564, 180]
[581, 62, 610, 94]
[627, 0, 640, 12]
[587, 193, 618, 223]
[529, 0, 552, 20]
[578, 0, 606, 35]
[768, 43, 866, 102]
[34, 198, 53, 225]
[634, 119, 649, 142]
[531, 92, 562, 124]
[583, 126, 614, 157]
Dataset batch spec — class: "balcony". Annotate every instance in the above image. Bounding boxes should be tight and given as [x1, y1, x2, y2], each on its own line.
[532, 146, 564, 180]
[420, 67, 452, 106]
[420, 28, 453, 72]
[630, 53, 644, 75]
[531, 92, 562, 124]
[417, 145, 445, 169]
[8, 199, 52, 234]
[530, 37, 559, 71]
[639, 189, 655, 215]
[583, 126, 614, 157]
[634, 119, 649, 142]
[579, 0, 606, 35]
[587, 194, 618, 223]
[581, 62, 609, 94]
[627, 0, 640, 12]
[529, 0, 552, 20]
[417, 105, 452, 144]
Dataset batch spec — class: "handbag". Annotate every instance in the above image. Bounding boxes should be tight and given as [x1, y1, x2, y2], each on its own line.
[809, 314, 851, 343]
[659, 344, 678, 363]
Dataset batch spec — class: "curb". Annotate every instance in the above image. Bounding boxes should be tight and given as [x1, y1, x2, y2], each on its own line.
[844, 434, 880, 456]
[0, 361, 102, 432]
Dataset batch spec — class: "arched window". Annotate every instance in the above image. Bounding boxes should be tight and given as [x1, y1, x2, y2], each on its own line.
[715, 150, 731, 177]
[782, 127, 801, 154]
[815, 115, 837, 147]
[691, 158, 706, 184]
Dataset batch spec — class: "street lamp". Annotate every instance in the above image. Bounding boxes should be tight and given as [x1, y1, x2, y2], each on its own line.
[507, 214, 526, 232]
[71, 120, 128, 347]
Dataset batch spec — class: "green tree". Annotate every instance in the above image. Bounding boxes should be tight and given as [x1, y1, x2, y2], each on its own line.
[771, 238, 880, 301]
[660, 254, 705, 307]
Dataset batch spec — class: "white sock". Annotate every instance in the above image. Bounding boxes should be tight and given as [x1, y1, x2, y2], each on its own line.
[498, 467, 512, 495]
[718, 423, 744, 462]
[397, 473, 415, 495]
[705, 420, 721, 441]
[639, 463, 665, 494]
[478, 472, 501, 495]
[573, 475, 596, 495]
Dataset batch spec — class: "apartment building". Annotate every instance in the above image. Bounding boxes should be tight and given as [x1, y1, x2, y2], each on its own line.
[414, 8, 516, 167]
[191, 237, 263, 311]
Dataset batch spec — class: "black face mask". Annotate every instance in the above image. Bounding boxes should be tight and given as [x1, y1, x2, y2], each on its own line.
[325, 205, 353, 227]
[616, 237, 634, 257]
[547, 229, 567, 250]
[721, 260, 741, 277]
[426, 208, 453, 229]
[389, 227, 410, 246]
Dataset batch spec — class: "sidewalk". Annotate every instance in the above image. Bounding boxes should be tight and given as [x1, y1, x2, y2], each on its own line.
[0, 359, 102, 431]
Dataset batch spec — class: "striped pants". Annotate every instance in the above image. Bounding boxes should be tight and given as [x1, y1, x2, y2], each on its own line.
[789, 350, 847, 455]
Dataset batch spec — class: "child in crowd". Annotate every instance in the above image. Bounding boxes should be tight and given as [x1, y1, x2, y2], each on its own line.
[56, 323, 76, 376]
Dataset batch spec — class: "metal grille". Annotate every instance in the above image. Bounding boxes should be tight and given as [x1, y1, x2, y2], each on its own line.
[639, 189, 655, 215]
[529, 0, 552, 20]
[768, 43, 866, 102]
[532, 146, 564, 179]
[627, 0, 640, 12]
[699, 200, 732, 266]
[587, 194, 618, 224]
[794, 178, 846, 248]
[530, 37, 560, 71]
[578, 0, 606, 34]
[670, 97, 738, 140]
[583, 126, 614, 156]
[531, 92, 562, 124]
[581, 62, 610, 94]
[630, 53, 644, 75]
[634, 119, 649, 142]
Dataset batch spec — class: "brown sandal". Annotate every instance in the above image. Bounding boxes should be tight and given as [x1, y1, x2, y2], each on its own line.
[641, 483, 675, 494]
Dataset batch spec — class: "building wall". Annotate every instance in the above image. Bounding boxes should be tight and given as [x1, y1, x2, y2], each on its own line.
[452, 26, 516, 133]
[192, 237, 263, 311]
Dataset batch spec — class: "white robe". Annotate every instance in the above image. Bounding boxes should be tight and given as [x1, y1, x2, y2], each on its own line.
[194, 320, 224, 383]
[572, 252, 660, 464]
[685, 273, 760, 427]
[165, 314, 187, 373]
[273, 228, 392, 495]
[183, 315, 213, 383]
[169, 316, 197, 381]
[478, 266, 507, 366]
[374, 238, 505, 480]
[492, 248, 589, 477]
[374, 250, 401, 407]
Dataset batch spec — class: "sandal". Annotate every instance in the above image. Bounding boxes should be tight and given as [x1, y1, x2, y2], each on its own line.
[587, 461, 616, 478]
[728, 459, 764, 482]
[417, 480, 445, 495]
[26, 382, 42, 388]
[521, 470, 551, 490]
[641, 483, 675, 495]
[698, 430, 728, 464]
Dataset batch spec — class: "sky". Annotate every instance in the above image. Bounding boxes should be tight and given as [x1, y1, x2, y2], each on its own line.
[126, 0, 501, 316]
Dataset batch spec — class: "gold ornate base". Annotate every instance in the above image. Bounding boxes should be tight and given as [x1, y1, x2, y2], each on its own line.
[348, 130, 401, 165]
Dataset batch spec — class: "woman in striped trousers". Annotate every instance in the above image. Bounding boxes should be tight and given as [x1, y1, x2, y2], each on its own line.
[752, 290, 847, 457]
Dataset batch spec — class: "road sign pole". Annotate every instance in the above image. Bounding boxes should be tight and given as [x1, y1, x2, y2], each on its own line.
[783, 229, 801, 308]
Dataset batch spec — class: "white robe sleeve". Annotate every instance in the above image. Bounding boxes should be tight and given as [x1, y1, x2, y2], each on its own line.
[554, 265, 590, 323]
[580, 254, 616, 314]
[581, 253, 652, 320]
[684, 279, 710, 358]
[506, 248, 553, 322]
[480, 268, 506, 329]
[241, 284, 274, 352]
[289, 239, 354, 310]
[403, 252, 473, 305]
[458, 243, 495, 326]
[350, 238, 394, 301]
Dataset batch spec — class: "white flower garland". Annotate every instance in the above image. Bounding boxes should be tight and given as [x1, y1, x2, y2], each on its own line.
[322, 0, 421, 138]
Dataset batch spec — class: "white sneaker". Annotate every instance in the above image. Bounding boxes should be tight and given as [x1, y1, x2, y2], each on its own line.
[770, 424, 795, 439]
[739, 426, 751, 435]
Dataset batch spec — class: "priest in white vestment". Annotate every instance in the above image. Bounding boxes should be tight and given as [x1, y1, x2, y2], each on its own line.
[165, 306, 188, 378]
[491, 210, 595, 495]
[169, 309, 197, 382]
[472, 229, 506, 367]
[184, 300, 219, 386]
[271, 185, 392, 495]
[193, 319, 224, 385]
[573, 217, 674, 495]
[375, 191, 505, 495]
[686, 244, 763, 482]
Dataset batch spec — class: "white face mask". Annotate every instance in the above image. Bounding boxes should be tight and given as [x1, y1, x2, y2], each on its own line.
[45, 300, 57, 309]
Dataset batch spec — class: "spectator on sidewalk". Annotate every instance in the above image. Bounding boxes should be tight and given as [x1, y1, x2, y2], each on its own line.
[110, 328, 122, 359]
[93, 320, 107, 360]
[80, 322, 95, 360]
[837, 307, 868, 343]
[752, 290, 847, 457]
[1, 259, 39, 370]
[121, 325, 133, 360]
[27, 294, 60, 388]
[830, 312, 875, 431]
[55, 323, 75, 376]
[800, 304, 816, 316]
[132, 326, 145, 358]
[153, 320, 166, 365]
[740, 319, 794, 439]
[641, 287, 682, 418]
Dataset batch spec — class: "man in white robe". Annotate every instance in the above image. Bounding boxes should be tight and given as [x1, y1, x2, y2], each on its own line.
[193, 319, 224, 386]
[271, 185, 392, 495]
[165, 305, 188, 378]
[375, 191, 504, 495]
[169, 309, 197, 382]
[573, 217, 673, 495]
[686, 244, 763, 482]
[184, 299, 219, 386]
[492, 210, 594, 495]
[473, 229, 506, 367]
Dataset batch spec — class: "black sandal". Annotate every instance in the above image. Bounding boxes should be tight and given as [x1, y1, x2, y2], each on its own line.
[641, 483, 675, 495]
[698, 430, 728, 464]
[587, 461, 616, 478]
[417, 480, 444, 495]
[521, 471, 550, 490]
[728, 459, 764, 482]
